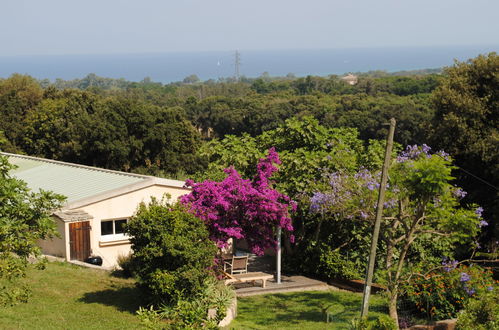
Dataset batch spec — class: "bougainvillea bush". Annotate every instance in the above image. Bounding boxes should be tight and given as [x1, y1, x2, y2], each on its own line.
[181, 148, 296, 255]
[402, 262, 496, 320]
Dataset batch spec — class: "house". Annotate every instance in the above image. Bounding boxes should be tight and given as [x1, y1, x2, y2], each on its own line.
[2, 152, 190, 268]
[341, 73, 358, 85]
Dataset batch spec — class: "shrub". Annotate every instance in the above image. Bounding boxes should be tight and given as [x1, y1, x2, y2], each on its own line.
[318, 245, 360, 280]
[290, 242, 360, 281]
[348, 317, 370, 330]
[136, 277, 235, 330]
[370, 315, 398, 330]
[116, 253, 137, 278]
[401, 262, 496, 321]
[348, 315, 397, 330]
[126, 199, 217, 305]
[456, 291, 498, 330]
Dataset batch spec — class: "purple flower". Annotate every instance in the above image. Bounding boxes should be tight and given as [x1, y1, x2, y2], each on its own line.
[487, 286, 494, 291]
[366, 182, 377, 191]
[475, 207, 484, 218]
[310, 192, 327, 213]
[464, 286, 476, 296]
[398, 317, 411, 329]
[452, 187, 467, 199]
[397, 144, 432, 162]
[460, 272, 471, 282]
[442, 259, 458, 272]
[479, 220, 488, 227]
[360, 211, 368, 219]
[180, 148, 296, 256]
[383, 199, 397, 209]
[422, 144, 432, 155]
[436, 150, 450, 160]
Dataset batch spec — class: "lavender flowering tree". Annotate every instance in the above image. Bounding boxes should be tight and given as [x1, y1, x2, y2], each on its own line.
[181, 148, 296, 255]
[310, 145, 485, 324]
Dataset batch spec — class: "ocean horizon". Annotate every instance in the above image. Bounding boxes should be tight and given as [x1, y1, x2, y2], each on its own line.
[0, 45, 497, 83]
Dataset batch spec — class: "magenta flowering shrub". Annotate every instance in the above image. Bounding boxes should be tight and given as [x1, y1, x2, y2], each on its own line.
[181, 148, 296, 255]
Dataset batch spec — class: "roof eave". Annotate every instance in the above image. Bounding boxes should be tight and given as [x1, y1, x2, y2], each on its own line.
[64, 178, 190, 210]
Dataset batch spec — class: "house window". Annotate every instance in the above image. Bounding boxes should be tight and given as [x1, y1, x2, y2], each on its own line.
[100, 219, 128, 241]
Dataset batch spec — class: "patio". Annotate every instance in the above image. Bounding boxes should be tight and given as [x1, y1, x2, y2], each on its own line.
[233, 274, 331, 297]
[227, 251, 332, 297]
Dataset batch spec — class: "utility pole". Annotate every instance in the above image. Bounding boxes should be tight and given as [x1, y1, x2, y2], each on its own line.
[234, 50, 241, 82]
[276, 227, 282, 284]
[361, 118, 396, 318]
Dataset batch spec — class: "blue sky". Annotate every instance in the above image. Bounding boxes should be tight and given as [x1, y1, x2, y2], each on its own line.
[1, 0, 498, 56]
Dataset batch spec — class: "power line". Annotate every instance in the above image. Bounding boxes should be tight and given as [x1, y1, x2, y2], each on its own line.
[456, 166, 499, 191]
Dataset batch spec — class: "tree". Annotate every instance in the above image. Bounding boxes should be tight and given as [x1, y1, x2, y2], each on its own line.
[310, 145, 483, 323]
[22, 89, 203, 177]
[181, 148, 296, 255]
[194, 116, 391, 255]
[431, 52, 499, 246]
[183, 74, 200, 84]
[0, 154, 64, 305]
[0, 74, 43, 153]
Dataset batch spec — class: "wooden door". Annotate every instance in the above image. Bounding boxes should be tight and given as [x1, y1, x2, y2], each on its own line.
[69, 221, 91, 261]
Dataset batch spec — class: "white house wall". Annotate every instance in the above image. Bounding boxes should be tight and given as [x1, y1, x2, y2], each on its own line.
[71, 184, 190, 268]
[38, 216, 66, 258]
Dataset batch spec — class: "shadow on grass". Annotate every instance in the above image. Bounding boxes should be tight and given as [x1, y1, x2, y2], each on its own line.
[78, 284, 144, 314]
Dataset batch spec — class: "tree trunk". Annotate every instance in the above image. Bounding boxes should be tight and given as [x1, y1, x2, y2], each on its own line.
[313, 220, 322, 242]
[284, 233, 293, 255]
[389, 291, 399, 327]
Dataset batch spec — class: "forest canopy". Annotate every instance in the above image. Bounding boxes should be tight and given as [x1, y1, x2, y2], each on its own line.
[0, 53, 496, 241]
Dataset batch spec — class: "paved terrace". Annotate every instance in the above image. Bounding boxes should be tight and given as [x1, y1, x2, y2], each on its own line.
[231, 253, 338, 297]
[233, 274, 332, 297]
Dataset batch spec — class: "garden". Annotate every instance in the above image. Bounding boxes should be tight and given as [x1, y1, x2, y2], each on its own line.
[0, 55, 497, 329]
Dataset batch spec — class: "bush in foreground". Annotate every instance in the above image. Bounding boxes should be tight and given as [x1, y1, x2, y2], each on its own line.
[401, 263, 496, 321]
[456, 291, 498, 330]
[126, 199, 217, 305]
[137, 277, 234, 329]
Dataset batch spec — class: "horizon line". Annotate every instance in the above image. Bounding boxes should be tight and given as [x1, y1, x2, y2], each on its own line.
[1, 43, 497, 58]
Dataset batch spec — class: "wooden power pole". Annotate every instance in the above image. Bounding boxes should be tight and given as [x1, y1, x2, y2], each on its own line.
[361, 118, 396, 317]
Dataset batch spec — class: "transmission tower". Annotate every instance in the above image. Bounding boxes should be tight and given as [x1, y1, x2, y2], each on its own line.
[234, 50, 241, 81]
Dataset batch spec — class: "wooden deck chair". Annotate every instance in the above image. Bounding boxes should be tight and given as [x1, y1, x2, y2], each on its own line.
[224, 255, 248, 274]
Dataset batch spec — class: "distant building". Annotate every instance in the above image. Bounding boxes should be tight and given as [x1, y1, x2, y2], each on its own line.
[341, 73, 358, 85]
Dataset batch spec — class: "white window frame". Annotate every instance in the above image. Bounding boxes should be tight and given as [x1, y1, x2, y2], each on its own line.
[100, 218, 129, 242]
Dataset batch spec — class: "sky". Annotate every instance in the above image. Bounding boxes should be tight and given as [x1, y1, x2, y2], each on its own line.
[1, 0, 498, 56]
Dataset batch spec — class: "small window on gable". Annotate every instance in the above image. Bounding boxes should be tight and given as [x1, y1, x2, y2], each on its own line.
[100, 218, 128, 241]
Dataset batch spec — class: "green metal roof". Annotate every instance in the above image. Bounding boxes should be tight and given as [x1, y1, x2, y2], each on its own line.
[4, 153, 149, 204]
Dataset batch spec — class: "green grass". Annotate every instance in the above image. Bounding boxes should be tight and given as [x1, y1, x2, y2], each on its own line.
[1, 262, 389, 329]
[0, 262, 143, 330]
[229, 290, 389, 330]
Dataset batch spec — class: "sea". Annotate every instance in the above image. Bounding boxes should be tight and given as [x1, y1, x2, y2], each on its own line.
[0, 45, 497, 83]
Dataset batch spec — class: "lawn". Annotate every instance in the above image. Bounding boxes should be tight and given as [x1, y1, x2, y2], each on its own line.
[0, 261, 143, 330]
[1, 261, 389, 329]
[229, 290, 389, 329]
